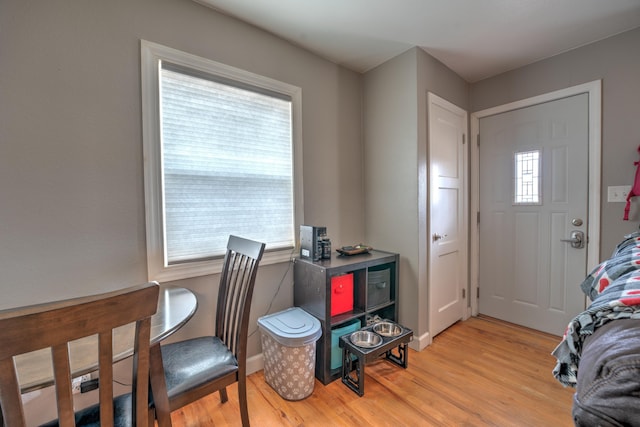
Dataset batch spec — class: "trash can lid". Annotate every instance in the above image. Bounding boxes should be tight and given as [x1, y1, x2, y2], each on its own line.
[258, 307, 322, 346]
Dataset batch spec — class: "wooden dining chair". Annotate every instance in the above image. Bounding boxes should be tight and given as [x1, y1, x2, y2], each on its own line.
[150, 235, 265, 427]
[0, 282, 159, 427]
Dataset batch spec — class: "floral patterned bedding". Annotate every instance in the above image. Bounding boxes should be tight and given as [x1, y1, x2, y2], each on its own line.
[552, 231, 640, 387]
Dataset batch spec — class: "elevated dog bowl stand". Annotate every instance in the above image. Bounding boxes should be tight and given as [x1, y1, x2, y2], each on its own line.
[339, 324, 413, 396]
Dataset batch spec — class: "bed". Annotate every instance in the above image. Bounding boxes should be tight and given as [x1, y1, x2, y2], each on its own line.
[552, 231, 640, 426]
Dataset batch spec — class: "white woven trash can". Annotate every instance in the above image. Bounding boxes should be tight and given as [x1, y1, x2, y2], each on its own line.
[258, 307, 322, 400]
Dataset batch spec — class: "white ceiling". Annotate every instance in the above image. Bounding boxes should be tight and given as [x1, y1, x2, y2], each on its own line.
[195, 0, 640, 82]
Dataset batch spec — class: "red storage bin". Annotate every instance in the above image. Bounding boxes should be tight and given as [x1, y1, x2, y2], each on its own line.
[331, 273, 354, 316]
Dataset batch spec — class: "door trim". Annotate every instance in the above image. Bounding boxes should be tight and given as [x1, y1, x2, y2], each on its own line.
[469, 80, 601, 317]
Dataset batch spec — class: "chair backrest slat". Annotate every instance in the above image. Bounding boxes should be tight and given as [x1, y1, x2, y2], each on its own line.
[0, 359, 24, 426]
[216, 236, 265, 361]
[0, 282, 159, 427]
[51, 343, 75, 426]
[98, 330, 115, 426]
[133, 317, 152, 426]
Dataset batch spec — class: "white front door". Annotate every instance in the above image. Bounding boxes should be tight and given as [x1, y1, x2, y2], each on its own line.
[428, 93, 468, 338]
[478, 93, 589, 336]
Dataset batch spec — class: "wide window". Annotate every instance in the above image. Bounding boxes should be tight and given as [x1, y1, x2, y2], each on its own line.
[141, 41, 303, 281]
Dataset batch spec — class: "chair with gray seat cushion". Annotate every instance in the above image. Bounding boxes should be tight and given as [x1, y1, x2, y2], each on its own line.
[150, 235, 265, 427]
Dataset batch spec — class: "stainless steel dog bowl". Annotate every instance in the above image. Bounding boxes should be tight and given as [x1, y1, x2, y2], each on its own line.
[350, 331, 382, 348]
[372, 321, 402, 337]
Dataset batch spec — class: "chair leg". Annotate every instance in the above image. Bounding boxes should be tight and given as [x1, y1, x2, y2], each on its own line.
[219, 387, 229, 403]
[149, 344, 173, 427]
[238, 377, 250, 427]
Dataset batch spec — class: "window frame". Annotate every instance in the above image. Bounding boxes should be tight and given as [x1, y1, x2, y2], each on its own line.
[141, 40, 304, 282]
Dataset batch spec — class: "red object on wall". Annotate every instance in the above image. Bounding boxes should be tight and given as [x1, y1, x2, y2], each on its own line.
[331, 273, 354, 316]
[624, 145, 640, 220]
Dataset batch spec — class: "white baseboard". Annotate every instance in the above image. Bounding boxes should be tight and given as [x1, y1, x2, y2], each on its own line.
[247, 352, 264, 375]
[410, 330, 431, 351]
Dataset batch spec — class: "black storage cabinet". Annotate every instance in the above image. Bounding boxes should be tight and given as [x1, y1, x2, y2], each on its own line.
[293, 250, 399, 384]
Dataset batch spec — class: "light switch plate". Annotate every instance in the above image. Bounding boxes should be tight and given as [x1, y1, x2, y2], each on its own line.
[608, 185, 632, 202]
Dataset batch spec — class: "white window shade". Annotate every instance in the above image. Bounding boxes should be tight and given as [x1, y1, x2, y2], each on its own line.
[160, 66, 295, 264]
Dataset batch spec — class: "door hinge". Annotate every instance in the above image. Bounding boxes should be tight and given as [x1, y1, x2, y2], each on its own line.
[477, 211, 480, 225]
[477, 287, 480, 298]
[462, 288, 466, 299]
[462, 134, 466, 144]
[476, 134, 480, 147]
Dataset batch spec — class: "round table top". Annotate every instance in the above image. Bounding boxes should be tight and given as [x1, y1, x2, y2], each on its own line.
[15, 286, 197, 393]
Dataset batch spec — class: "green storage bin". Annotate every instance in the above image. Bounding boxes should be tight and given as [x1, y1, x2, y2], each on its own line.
[330, 320, 361, 369]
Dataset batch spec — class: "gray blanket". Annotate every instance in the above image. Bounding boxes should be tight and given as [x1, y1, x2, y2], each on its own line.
[571, 319, 640, 426]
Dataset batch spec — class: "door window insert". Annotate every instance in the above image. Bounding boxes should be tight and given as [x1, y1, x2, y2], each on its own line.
[514, 150, 541, 205]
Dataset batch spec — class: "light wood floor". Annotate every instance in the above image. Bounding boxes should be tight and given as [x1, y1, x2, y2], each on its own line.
[169, 316, 575, 426]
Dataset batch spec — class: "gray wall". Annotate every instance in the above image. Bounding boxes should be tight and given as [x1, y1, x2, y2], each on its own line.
[470, 27, 640, 258]
[363, 47, 468, 346]
[0, 0, 364, 355]
[363, 49, 421, 336]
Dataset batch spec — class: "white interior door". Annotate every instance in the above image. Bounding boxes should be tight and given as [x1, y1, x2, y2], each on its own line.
[428, 93, 468, 338]
[478, 94, 588, 336]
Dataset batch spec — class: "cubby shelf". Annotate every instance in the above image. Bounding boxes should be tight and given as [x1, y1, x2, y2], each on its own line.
[293, 250, 399, 384]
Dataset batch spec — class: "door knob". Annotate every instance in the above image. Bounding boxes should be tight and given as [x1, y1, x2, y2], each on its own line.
[433, 233, 447, 242]
[561, 230, 585, 249]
